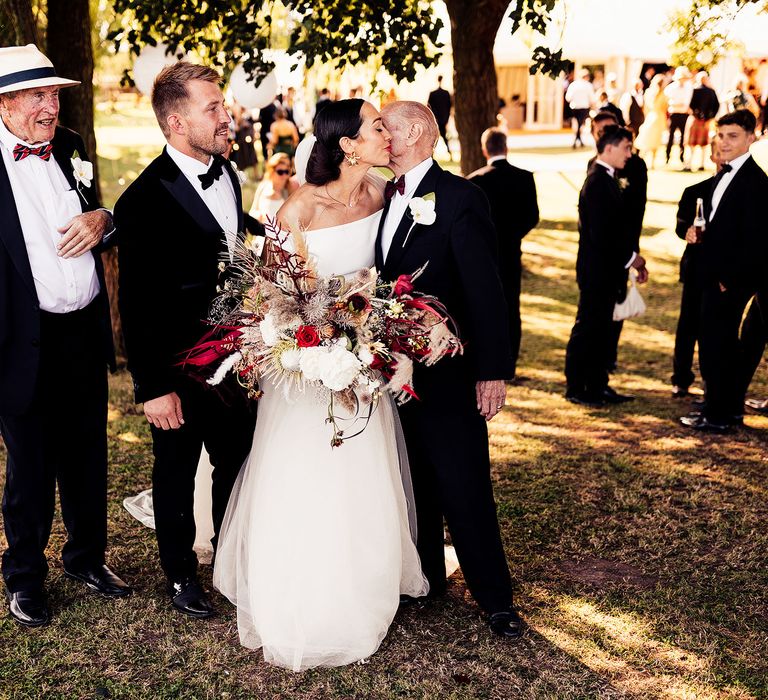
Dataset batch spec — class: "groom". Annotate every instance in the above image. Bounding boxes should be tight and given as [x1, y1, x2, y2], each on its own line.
[115, 62, 259, 618]
[379, 101, 522, 638]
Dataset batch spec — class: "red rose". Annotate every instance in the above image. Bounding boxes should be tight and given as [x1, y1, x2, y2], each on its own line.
[295, 325, 321, 347]
[393, 274, 414, 296]
[347, 293, 371, 314]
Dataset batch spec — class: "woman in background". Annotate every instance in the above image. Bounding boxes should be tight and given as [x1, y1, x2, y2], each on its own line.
[635, 74, 668, 169]
[248, 153, 299, 223]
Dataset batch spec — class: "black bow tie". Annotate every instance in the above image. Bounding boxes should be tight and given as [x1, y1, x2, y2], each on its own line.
[198, 157, 225, 190]
[384, 175, 405, 200]
[711, 162, 733, 192]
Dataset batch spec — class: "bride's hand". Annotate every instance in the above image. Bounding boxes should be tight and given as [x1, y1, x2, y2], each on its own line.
[476, 380, 506, 421]
[144, 392, 185, 430]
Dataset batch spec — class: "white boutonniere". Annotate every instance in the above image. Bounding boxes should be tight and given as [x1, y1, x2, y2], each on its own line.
[402, 192, 436, 248]
[70, 149, 93, 203]
[617, 177, 629, 191]
[230, 160, 247, 185]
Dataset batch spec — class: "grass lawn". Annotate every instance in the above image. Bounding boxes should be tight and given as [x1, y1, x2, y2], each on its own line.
[1, 103, 767, 699]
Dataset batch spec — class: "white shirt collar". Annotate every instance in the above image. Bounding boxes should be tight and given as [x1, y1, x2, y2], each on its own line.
[723, 150, 751, 175]
[401, 157, 434, 198]
[595, 158, 615, 178]
[166, 142, 213, 177]
[487, 155, 507, 165]
[0, 116, 48, 151]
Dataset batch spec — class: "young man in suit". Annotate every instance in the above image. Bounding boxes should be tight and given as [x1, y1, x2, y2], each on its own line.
[115, 62, 259, 617]
[565, 125, 649, 407]
[427, 76, 452, 159]
[0, 45, 130, 627]
[680, 110, 768, 432]
[670, 139, 723, 397]
[589, 111, 648, 375]
[379, 101, 521, 639]
[468, 127, 539, 378]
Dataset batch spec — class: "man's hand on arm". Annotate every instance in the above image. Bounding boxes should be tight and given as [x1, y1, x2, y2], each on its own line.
[57, 209, 112, 258]
[476, 380, 506, 421]
[630, 253, 649, 284]
[144, 392, 185, 430]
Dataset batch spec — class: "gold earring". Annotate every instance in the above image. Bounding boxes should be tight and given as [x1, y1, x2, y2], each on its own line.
[345, 151, 360, 166]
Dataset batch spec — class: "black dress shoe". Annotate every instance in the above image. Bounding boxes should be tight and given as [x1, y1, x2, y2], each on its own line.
[7, 589, 50, 627]
[671, 385, 689, 398]
[745, 398, 768, 415]
[488, 608, 525, 639]
[602, 387, 634, 404]
[565, 391, 605, 407]
[679, 414, 732, 433]
[64, 564, 132, 597]
[168, 577, 214, 619]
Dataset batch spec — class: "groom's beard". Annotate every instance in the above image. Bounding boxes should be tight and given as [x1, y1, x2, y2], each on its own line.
[187, 123, 230, 158]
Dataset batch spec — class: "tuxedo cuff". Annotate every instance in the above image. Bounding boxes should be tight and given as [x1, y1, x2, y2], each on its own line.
[625, 251, 637, 269]
[97, 208, 115, 242]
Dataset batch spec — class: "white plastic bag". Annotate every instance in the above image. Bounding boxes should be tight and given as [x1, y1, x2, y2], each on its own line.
[613, 274, 646, 321]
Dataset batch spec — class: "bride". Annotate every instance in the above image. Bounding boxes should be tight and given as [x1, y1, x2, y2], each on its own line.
[211, 99, 429, 671]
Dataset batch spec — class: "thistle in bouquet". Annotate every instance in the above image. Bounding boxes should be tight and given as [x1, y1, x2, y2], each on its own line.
[182, 217, 462, 446]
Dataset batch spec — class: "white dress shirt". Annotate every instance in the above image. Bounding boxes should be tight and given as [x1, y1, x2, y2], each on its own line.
[487, 155, 507, 165]
[565, 79, 594, 110]
[166, 144, 239, 257]
[0, 117, 99, 313]
[710, 151, 751, 220]
[664, 81, 693, 114]
[595, 158, 637, 269]
[380, 157, 434, 262]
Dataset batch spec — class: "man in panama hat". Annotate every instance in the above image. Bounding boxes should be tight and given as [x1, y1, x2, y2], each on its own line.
[0, 44, 130, 627]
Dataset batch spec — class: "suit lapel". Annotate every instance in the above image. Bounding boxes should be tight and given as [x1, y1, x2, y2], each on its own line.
[158, 148, 222, 236]
[0, 156, 36, 298]
[374, 195, 392, 271]
[383, 160, 442, 276]
[709, 157, 752, 223]
[223, 158, 245, 232]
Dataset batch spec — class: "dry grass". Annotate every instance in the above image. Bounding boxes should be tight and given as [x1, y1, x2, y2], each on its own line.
[0, 123, 767, 699]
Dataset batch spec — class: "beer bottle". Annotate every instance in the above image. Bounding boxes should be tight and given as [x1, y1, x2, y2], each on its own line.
[693, 197, 706, 242]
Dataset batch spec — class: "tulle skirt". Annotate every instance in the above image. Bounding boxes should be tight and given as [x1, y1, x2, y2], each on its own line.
[213, 381, 428, 671]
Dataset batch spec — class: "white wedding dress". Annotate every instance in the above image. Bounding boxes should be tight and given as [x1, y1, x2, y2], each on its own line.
[212, 210, 429, 671]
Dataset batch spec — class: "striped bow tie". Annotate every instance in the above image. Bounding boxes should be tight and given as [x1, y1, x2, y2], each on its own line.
[13, 143, 53, 162]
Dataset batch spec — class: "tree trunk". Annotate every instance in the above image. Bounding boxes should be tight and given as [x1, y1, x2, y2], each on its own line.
[46, 0, 125, 360]
[445, 0, 508, 175]
[0, 0, 38, 45]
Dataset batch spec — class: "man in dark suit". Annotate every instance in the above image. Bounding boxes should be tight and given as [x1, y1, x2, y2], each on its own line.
[0, 45, 130, 627]
[565, 125, 649, 406]
[739, 292, 767, 414]
[670, 139, 723, 397]
[427, 76, 452, 159]
[588, 112, 648, 374]
[115, 62, 259, 617]
[681, 110, 768, 432]
[468, 127, 539, 378]
[379, 101, 521, 639]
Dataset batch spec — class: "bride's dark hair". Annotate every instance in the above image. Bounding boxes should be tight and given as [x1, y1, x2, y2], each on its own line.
[305, 98, 365, 186]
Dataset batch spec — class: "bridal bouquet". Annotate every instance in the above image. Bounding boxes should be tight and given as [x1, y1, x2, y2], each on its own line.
[183, 219, 462, 446]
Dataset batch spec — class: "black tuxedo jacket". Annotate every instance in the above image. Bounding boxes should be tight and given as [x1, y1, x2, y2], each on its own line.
[0, 126, 114, 415]
[675, 177, 712, 284]
[115, 148, 263, 404]
[587, 152, 647, 249]
[467, 159, 539, 275]
[702, 156, 768, 292]
[576, 162, 635, 297]
[427, 88, 452, 126]
[375, 161, 514, 394]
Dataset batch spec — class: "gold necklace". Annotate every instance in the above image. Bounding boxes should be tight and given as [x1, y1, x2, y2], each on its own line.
[324, 183, 361, 210]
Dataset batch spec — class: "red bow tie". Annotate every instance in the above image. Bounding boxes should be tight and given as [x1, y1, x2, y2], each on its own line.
[13, 143, 53, 162]
[384, 175, 405, 200]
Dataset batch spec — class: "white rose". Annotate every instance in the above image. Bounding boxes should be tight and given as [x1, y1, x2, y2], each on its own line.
[299, 346, 326, 381]
[259, 314, 280, 347]
[408, 197, 436, 225]
[318, 347, 362, 391]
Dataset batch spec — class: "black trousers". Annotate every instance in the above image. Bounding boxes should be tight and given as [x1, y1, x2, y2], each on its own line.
[149, 378, 256, 581]
[1, 303, 108, 593]
[666, 113, 689, 162]
[503, 262, 522, 377]
[398, 378, 513, 614]
[671, 277, 704, 389]
[437, 120, 451, 155]
[565, 286, 616, 395]
[699, 284, 754, 422]
[738, 293, 767, 397]
[572, 108, 590, 144]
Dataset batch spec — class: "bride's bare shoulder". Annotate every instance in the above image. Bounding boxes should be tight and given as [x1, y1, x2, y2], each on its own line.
[276, 184, 321, 231]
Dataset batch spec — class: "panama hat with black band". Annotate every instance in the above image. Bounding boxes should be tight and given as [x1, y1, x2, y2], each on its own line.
[0, 44, 80, 95]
